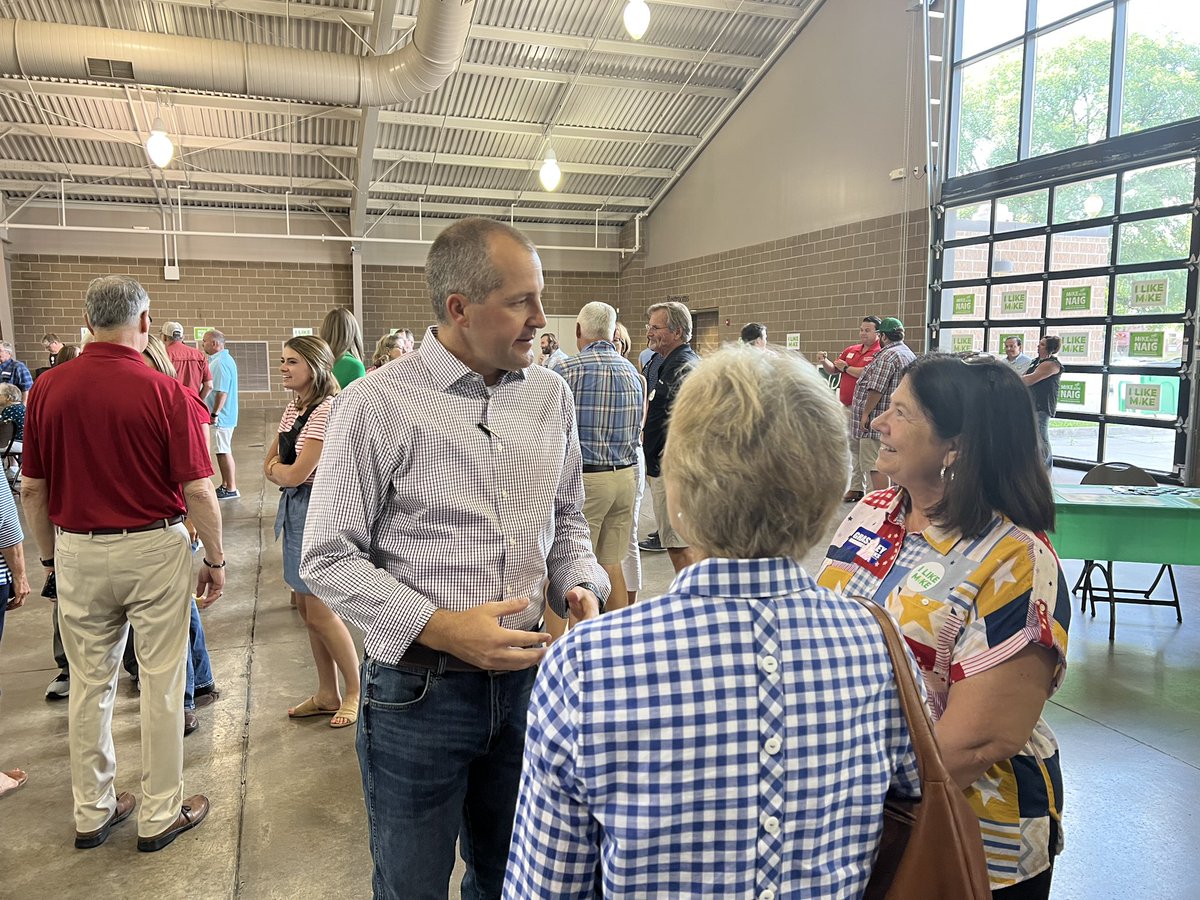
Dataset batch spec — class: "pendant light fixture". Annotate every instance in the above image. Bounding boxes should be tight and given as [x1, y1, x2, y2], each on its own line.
[623, 0, 651, 40]
[145, 116, 174, 168]
[539, 146, 562, 192]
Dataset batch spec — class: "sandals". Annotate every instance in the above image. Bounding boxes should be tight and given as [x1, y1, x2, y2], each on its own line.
[287, 696, 339, 719]
[330, 698, 359, 729]
[0, 768, 28, 799]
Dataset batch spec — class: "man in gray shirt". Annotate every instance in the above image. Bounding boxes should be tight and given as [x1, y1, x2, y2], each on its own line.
[1002, 336, 1033, 372]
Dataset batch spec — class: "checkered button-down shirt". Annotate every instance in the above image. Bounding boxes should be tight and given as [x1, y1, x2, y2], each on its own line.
[551, 340, 643, 468]
[851, 341, 916, 439]
[300, 326, 605, 663]
[505, 556, 921, 899]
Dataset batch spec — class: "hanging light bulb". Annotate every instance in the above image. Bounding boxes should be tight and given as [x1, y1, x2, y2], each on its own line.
[623, 0, 651, 40]
[1083, 194, 1104, 216]
[539, 146, 562, 192]
[145, 117, 174, 168]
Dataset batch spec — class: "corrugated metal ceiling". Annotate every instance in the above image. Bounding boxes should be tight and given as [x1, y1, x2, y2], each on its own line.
[0, 0, 820, 226]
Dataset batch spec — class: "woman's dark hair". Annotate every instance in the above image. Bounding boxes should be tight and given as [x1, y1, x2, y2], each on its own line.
[1043, 334, 1062, 355]
[904, 353, 1055, 537]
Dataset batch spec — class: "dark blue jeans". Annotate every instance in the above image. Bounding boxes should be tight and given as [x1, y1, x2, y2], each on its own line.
[356, 658, 536, 900]
[120, 598, 214, 710]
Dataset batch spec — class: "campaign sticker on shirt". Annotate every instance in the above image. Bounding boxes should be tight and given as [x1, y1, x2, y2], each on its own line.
[842, 527, 892, 565]
[906, 562, 945, 593]
[648, 388, 656, 402]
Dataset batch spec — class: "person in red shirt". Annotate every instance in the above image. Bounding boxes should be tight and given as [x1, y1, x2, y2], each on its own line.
[816, 315, 882, 502]
[161, 321, 213, 400]
[21, 276, 226, 854]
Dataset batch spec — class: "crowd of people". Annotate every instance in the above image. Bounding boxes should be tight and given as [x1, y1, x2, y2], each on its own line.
[0, 216, 1073, 900]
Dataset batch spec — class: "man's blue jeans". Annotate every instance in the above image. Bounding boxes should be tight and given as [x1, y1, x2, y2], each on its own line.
[1037, 410, 1054, 471]
[185, 599, 214, 711]
[356, 658, 536, 900]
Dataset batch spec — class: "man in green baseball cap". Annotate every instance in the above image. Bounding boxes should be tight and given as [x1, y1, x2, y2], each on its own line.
[850, 316, 916, 491]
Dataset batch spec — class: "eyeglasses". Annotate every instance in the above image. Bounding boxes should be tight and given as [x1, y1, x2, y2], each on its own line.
[646, 324, 671, 333]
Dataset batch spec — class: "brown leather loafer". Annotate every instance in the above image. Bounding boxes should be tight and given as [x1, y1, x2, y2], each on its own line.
[184, 711, 199, 736]
[75, 791, 136, 849]
[137, 794, 209, 852]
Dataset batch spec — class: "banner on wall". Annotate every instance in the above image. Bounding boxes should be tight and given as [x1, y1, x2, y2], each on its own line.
[786, 333, 801, 349]
[952, 293, 976, 316]
[193, 327, 210, 342]
[1060, 285, 1093, 312]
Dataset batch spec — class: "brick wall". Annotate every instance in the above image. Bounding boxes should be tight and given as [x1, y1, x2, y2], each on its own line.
[617, 211, 929, 357]
[9, 256, 620, 409]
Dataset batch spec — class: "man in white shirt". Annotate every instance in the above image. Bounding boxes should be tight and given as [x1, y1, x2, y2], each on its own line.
[1002, 336, 1033, 372]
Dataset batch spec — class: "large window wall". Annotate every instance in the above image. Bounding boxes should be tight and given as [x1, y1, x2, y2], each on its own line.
[934, 0, 1200, 477]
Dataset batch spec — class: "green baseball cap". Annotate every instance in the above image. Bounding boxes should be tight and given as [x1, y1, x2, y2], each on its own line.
[878, 317, 904, 333]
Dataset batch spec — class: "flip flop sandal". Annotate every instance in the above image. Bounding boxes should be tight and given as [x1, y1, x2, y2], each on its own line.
[0, 769, 28, 799]
[329, 699, 359, 729]
[288, 696, 340, 719]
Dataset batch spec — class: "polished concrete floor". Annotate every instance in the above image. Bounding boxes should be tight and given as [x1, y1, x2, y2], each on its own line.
[0, 411, 1197, 898]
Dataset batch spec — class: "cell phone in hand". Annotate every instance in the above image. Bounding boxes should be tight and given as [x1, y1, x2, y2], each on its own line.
[41, 571, 57, 599]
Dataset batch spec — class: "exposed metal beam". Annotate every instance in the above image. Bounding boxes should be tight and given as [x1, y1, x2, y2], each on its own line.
[456, 62, 739, 99]
[0, 161, 652, 207]
[0, 79, 703, 147]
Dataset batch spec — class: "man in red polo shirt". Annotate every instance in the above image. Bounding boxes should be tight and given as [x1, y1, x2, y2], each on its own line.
[21, 275, 226, 854]
[816, 315, 882, 502]
[161, 321, 212, 400]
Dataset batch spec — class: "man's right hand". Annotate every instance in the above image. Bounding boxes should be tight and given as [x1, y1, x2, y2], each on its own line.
[418, 599, 550, 671]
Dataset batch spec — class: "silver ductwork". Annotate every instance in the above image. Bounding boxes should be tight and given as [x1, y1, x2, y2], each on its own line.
[0, 0, 477, 106]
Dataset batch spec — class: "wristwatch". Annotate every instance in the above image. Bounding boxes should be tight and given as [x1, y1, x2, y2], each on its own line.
[575, 581, 607, 614]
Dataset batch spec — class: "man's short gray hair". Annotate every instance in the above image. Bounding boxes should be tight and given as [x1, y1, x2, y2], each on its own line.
[205, 329, 226, 346]
[426, 217, 537, 324]
[86, 275, 150, 330]
[647, 301, 692, 343]
[0, 341, 12, 355]
[577, 302, 617, 343]
[662, 346, 848, 558]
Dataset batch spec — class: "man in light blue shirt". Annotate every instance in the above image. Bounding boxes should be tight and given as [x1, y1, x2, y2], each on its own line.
[202, 330, 240, 500]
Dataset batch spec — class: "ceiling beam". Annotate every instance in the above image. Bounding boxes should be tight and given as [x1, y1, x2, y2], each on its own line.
[0, 79, 703, 147]
[456, 63, 738, 99]
[0, 124, 676, 178]
[0, 161, 652, 208]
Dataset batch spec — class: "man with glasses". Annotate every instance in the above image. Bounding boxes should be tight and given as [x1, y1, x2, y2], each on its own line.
[642, 301, 700, 573]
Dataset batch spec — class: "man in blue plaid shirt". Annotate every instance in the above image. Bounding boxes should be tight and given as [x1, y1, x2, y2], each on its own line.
[505, 345, 920, 899]
[551, 301, 643, 613]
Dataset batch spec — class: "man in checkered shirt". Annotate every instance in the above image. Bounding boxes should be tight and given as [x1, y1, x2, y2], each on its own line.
[301, 217, 607, 900]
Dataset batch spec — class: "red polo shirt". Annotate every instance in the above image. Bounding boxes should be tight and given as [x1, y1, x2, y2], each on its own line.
[23, 342, 214, 531]
[836, 340, 882, 407]
[165, 340, 212, 397]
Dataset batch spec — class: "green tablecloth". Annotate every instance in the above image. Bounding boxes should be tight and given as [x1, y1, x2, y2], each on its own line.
[1049, 485, 1200, 565]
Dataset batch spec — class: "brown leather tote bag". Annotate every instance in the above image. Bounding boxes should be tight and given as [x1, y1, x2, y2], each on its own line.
[855, 598, 992, 900]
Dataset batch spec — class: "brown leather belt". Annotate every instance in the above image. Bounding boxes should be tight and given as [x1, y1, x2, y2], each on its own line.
[60, 515, 185, 536]
[397, 642, 483, 673]
[582, 462, 636, 473]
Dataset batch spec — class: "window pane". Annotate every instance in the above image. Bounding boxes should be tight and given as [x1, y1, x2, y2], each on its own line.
[1117, 215, 1192, 265]
[1114, 269, 1188, 315]
[992, 235, 1047, 275]
[1121, 159, 1196, 214]
[940, 287, 987, 322]
[960, 0, 1027, 59]
[1107, 374, 1180, 423]
[1050, 226, 1112, 271]
[946, 201, 992, 240]
[936, 327, 986, 354]
[955, 45, 1023, 175]
[1102, 424, 1176, 472]
[1055, 372, 1104, 413]
[1048, 278, 1109, 316]
[1050, 419, 1099, 461]
[1110, 324, 1185, 368]
[989, 282, 1045, 319]
[943, 243, 990, 280]
[995, 188, 1050, 227]
[1053, 174, 1116, 223]
[1121, 0, 1200, 134]
[1053, 324, 1107, 364]
[1037, 0, 1104, 28]
[1030, 11, 1113, 156]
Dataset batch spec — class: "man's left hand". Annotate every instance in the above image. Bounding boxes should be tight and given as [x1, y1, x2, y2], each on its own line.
[195, 565, 225, 609]
[565, 586, 601, 622]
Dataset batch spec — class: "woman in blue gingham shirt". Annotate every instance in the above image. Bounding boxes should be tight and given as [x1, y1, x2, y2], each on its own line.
[506, 346, 922, 899]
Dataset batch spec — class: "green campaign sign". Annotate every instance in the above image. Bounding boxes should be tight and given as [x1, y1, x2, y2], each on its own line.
[951, 334, 975, 353]
[1059, 332, 1089, 357]
[1129, 331, 1165, 358]
[1001, 290, 1028, 314]
[786, 333, 801, 349]
[1058, 380, 1086, 405]
[952, 293, 976, 316]
[1124, 383, 1162, 412]
[1132, 278, 1168, 310]
[193, 326, 210, 342]
[1060, 285, 1093, 312]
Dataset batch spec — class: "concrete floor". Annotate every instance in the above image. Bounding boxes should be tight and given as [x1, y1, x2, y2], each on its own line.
[0, 410, 1197, 898]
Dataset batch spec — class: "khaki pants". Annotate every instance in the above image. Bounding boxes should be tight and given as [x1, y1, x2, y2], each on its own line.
[582, 467, 638, 564]
[56, 524, 192, 837]
[648, 475, 688, 549]
[847, 407, 881, 493]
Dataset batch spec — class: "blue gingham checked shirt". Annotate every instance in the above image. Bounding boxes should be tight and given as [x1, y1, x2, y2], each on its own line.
[505, 556, 921, 899]
[300, 326, 606, 662]
[551, 340, 643, 468]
